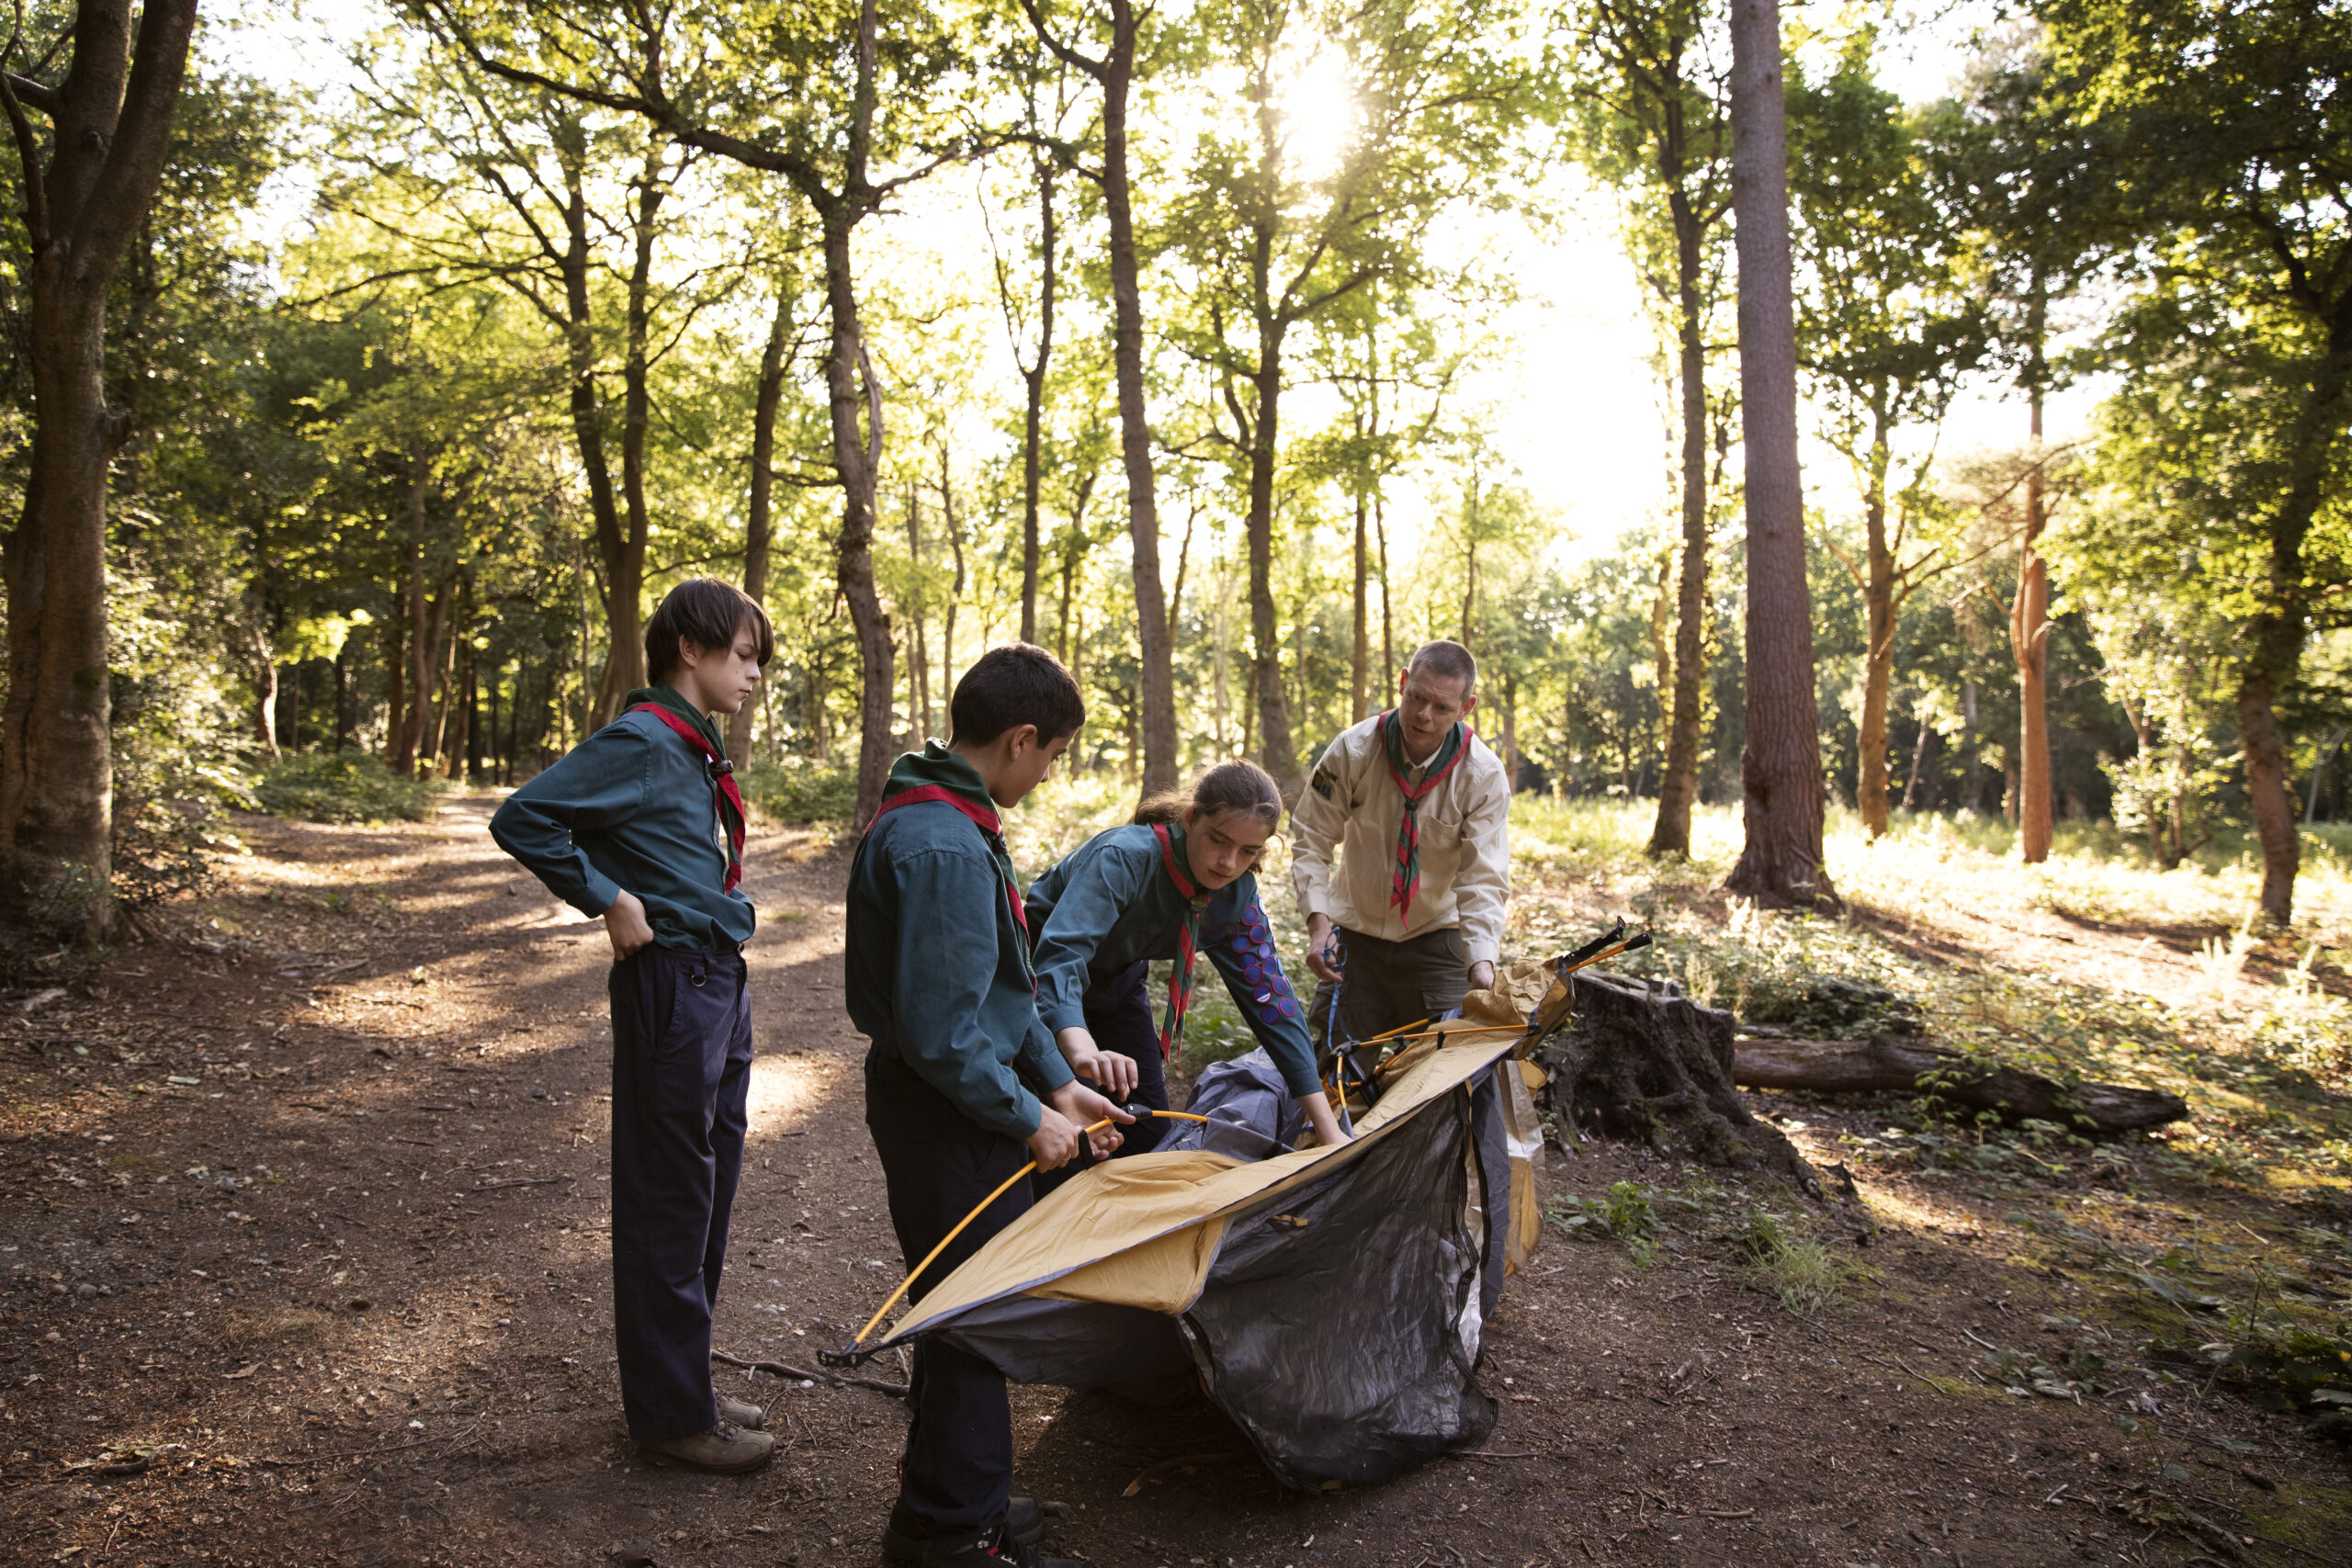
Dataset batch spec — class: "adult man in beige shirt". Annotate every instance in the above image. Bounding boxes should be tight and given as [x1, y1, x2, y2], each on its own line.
[1292, 640, 1511, 1059]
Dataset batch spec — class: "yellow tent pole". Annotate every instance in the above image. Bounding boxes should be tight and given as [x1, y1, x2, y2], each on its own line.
[845, 1110, 1213, 1352]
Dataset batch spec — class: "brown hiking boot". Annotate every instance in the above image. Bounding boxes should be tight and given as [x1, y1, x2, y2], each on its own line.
[718, 1394, 766, 1430]
[639, 1420, 775, 1474]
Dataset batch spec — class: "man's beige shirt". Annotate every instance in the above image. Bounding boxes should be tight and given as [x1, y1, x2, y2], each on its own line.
[1289, 715, 1511, 965]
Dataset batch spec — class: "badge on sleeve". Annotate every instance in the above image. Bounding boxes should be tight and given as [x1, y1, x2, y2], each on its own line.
[1310, 764, 1337, 801]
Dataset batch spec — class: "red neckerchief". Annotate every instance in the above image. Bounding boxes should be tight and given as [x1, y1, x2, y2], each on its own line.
[625, 704, 744, 894]
[1379, 709, 1470, 922]
[865, 785, 1035, 976]
[1151, 823, 1211, 1061]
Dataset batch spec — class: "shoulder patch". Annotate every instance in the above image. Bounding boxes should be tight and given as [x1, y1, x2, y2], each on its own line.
[1310, 765, 1337, 801]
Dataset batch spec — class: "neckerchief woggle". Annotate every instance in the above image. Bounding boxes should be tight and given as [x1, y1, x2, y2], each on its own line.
[1381, 707, 1469, 923]
[1151, 823, 1212, 1060]
[623, 688, 745, 894]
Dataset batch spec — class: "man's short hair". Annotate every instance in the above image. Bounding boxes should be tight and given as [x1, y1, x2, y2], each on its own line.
[1407, 639, 1477, 696]
[646, 578, 775, 682]
[950, 644, 1085, 746]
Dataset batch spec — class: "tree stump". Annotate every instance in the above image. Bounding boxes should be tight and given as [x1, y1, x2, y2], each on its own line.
[1535, 970, 1821, 1197]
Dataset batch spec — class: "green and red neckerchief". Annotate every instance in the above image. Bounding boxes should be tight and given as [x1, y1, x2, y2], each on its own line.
[1151, 822, 1212, 1060]
[863, 743, 1034, 985]
[1380, 708, 1470, 924]
[623, 685, 745, 893]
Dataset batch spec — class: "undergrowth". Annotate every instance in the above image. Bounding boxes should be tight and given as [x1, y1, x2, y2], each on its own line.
[254, 753, 438, 824]
[740, 756, 856, 824]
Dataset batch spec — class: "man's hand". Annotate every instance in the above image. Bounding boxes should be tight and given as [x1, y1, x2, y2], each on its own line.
[1057, 1025, 1139, 1100]
[604, 889, 655, 961]
[1048, 1080, 1135, 1161]
[1305, 912, 1343, 984]
[1467, 959, 1495, 993]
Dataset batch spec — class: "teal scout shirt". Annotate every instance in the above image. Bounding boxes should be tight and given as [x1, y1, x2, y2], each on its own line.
[490, 685, 756, 953]
[1024, 823, 1321, 1100]
[844, 745, 1074, 1142]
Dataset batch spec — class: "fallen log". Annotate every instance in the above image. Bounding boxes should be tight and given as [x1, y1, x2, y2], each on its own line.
[1731, 1036, 2188, 1134]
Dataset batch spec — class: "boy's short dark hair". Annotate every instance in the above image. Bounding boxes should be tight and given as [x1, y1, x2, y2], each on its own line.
[646, 579, 775, 682]
[950, 644, 1085, 746]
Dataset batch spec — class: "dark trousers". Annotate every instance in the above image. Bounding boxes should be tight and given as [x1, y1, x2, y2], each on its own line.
[1307, 925, 1472, 1060]
[866, 1048, 1035, 1533]
[1033, 961, 1170, 1197]
[609, 946, 752, 1441]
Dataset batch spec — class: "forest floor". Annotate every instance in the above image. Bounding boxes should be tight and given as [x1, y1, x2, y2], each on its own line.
[3, 789, 2349, 1568]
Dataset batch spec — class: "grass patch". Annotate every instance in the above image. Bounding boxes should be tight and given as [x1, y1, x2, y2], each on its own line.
[1733, 1209, 1852, 1314]
[254, 754, 437, 824]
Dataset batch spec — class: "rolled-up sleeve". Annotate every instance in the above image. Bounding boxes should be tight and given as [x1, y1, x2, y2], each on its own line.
[1453, 766, 1512, 967]
[489, 728, 650, 918]
[891, 848, 1047, 1141]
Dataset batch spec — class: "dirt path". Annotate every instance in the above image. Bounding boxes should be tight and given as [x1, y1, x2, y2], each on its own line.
[2, 795, 2342, 1567]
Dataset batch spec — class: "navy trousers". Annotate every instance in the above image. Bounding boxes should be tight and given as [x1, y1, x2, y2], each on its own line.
[609, 946, 752, 1441]
[1034, 961, 1170, 1197]
[865, 1047, 1035, 1534]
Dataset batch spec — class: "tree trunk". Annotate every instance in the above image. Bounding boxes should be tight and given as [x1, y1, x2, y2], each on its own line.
[1245, 347, 1299, 790]
[1018, 160, 1055, 648]
[1731, 1036, 2187, 1135]
[334, 640, 352, 753]
[1377, 502, 1394, 681]
[555, 148, 633, 729]
[594, 149, 665, 723]
[729, 283, 791, 760]
[2013, 364, 2053, 864]
[1351, 492, 1371, 724]
[0, 0, 198, 940]
[1533, 970, 1818, 1195]
[254, 631, 281, 761]
[1101, 7, 1178, 797]
[938, 443, 966, 705]
[394, 447, 434, 777]
[1857, 420, 1895, 839]
[1900, 700, 1932, 810]
[1722, 0, 1835, 910]
[382, 614, 406, 766]
[907, 479, 932, 741]
[820, 206, 896, 826]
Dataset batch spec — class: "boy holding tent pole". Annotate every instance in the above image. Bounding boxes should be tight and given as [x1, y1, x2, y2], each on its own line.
[1295, 640, 1512, 1053]
[846, 644, 1131, 1568]
[489, 579, 776, 1474]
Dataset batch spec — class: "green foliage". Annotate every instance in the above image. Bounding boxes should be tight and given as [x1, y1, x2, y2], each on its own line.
[254, 754, 439, 824]
[1731, 1210, 1849, 1315]
[740, 757, 857, 824]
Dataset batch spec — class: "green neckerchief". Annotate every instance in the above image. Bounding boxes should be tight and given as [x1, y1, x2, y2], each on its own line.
[626, 685, 729, 761]
[877, 742, 1033, 983]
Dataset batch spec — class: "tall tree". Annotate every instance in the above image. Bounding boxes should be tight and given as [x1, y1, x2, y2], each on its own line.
[1788, 45, 1985, 838]
[1024, 0, 1181, 795]
[427, 0, 975, 823]
[2035, 0, 2352, 923]
[1720, 0, 1834, 908]
[0, 0, 198, 939]
[1168, 0, 1529, 792]
[1925, 28, 2106, 865]
[1564, 0, 1734, 859]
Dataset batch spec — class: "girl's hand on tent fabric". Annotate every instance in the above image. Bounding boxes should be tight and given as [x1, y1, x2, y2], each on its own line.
[603, 889, 655, 960]
[1298, 1091, 1351, 1150]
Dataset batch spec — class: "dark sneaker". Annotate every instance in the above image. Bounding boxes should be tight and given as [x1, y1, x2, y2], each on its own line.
[718, 1394, 767, 1430]
[886, 1501, 1047, 1566]
[638, 1420, 775, 1474]
[920, 1522, 1080, 1568]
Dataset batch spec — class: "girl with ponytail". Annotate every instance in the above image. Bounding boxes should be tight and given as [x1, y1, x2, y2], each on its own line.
[1024, 761, 1349, 1182]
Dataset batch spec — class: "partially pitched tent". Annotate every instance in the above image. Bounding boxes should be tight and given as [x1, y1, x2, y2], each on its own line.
[855, 965, 1559, 1491]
